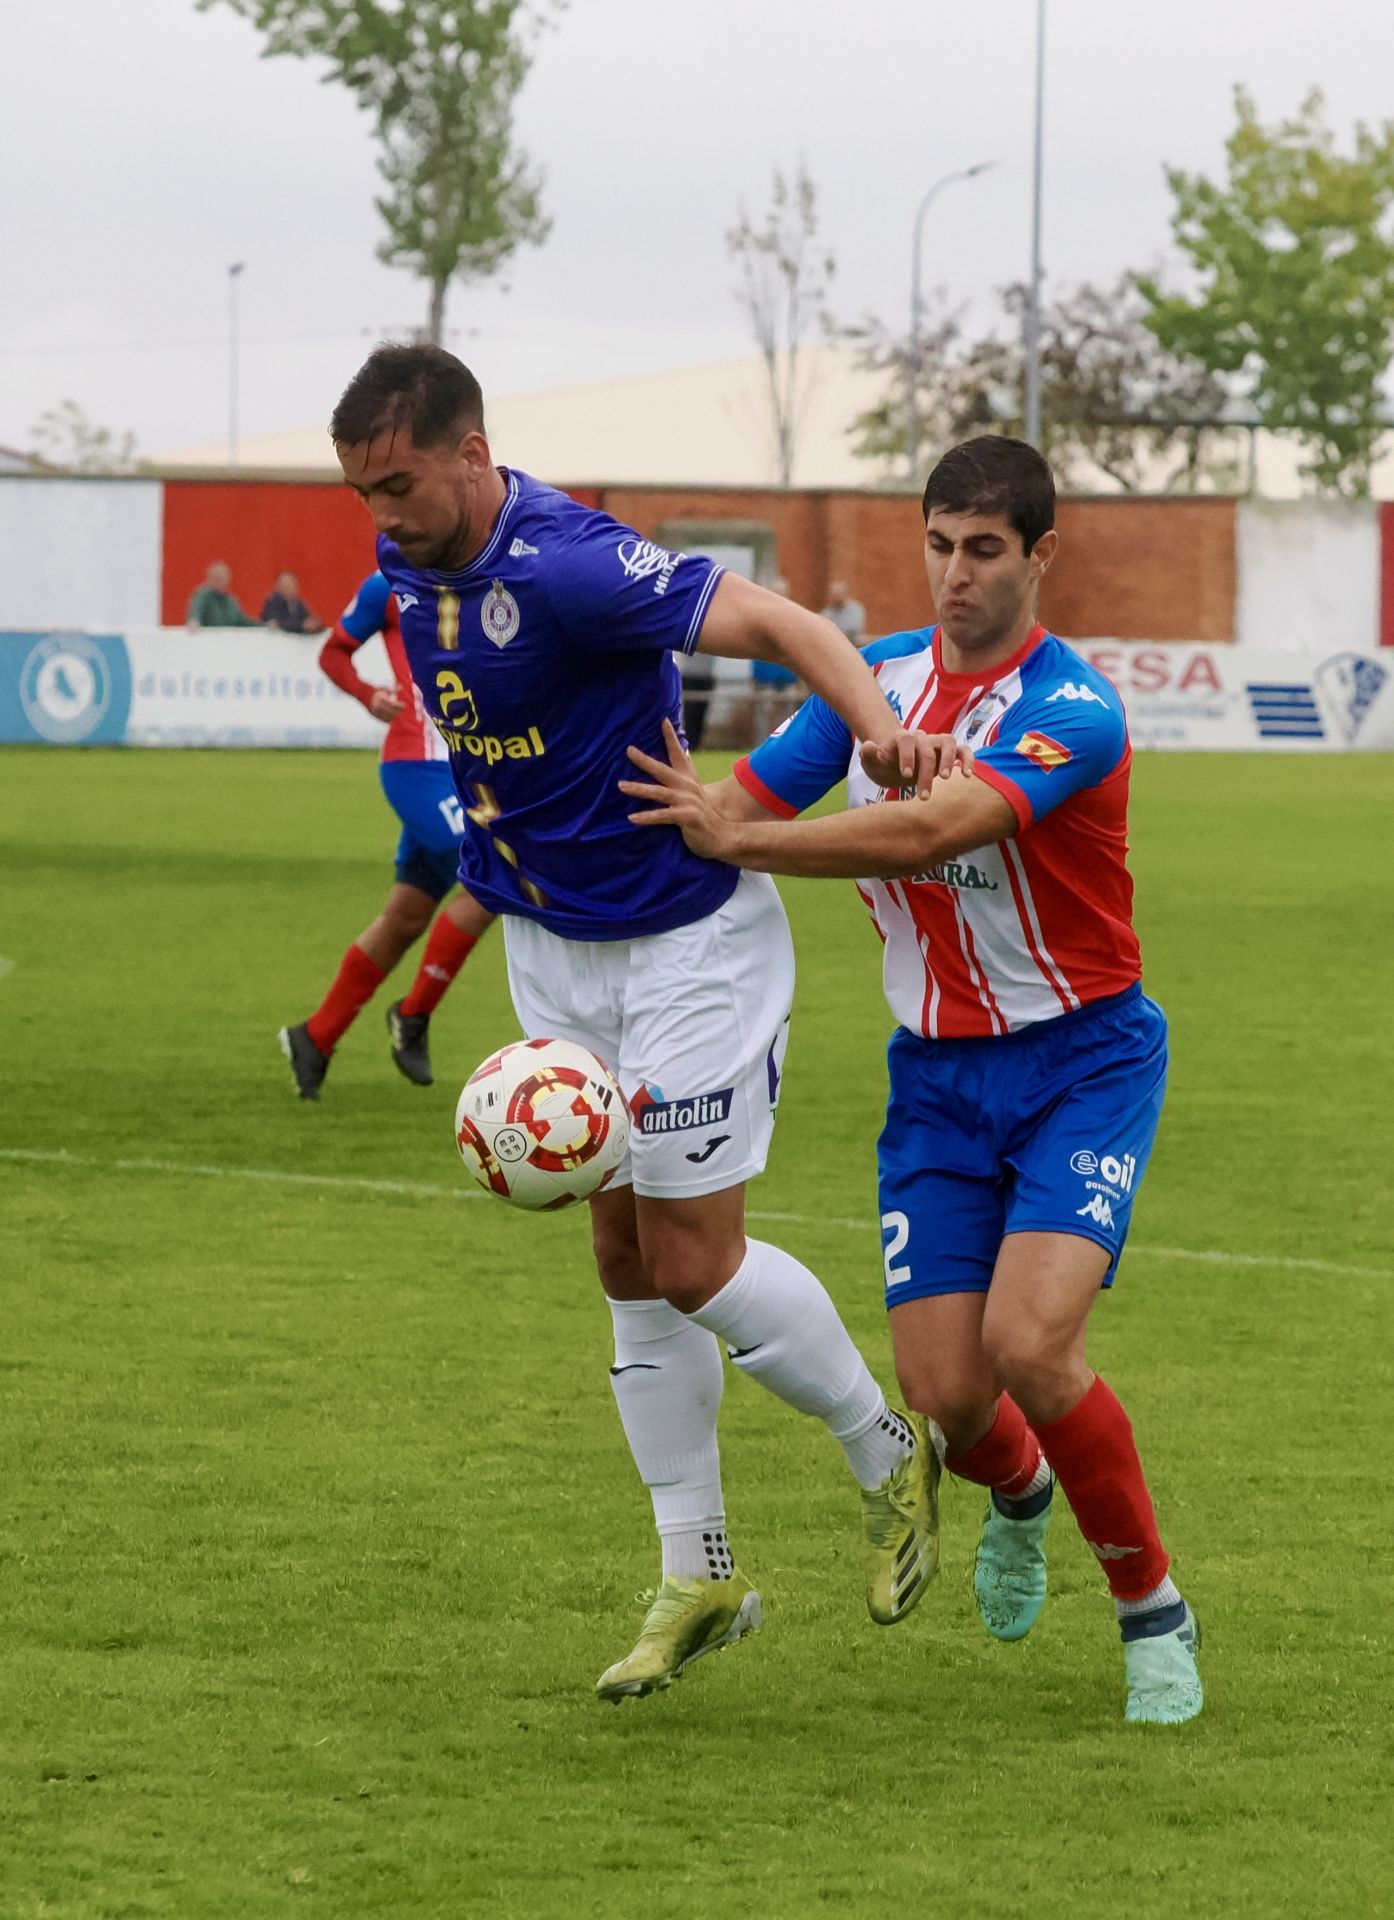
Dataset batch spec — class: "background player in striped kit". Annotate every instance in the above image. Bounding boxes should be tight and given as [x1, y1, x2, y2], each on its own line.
[279, 569, 495, 1098]
[622, 436, 1202, 1726]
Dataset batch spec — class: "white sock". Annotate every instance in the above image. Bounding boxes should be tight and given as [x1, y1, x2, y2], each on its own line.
[1115, 1574, 1183, 1619]
[685, 1238, 909, 1491]
[607, 1297, 732, 1582]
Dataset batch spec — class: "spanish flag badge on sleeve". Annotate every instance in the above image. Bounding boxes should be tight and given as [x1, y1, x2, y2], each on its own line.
[1015, 730, 1072, 771]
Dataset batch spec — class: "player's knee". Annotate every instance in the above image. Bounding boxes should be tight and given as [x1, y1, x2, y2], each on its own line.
[395, 900, 435, 941]
[591, 1224, 649, 1298]
[899, 1372, 997, 1456]
[894, 1344, 993, 1450]
[982, 1320, 1073, 1407]
[645, 1242, 740, 1316]
[638, 1212, 746, 1315]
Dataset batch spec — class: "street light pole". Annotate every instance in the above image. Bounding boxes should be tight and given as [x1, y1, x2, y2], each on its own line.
[1023, 0, 1047, 447]
[228, 262, 245, 472]
[908, 161, 997, 482]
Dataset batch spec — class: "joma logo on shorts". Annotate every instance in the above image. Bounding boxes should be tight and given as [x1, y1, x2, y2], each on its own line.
[632, 1088, 734, 1134]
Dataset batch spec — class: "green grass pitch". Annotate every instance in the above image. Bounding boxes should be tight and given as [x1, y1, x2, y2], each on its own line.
[1, 745, 1391, 1919]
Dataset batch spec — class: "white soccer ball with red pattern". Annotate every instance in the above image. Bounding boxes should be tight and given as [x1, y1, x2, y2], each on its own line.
[454, 1038, 630, 1211]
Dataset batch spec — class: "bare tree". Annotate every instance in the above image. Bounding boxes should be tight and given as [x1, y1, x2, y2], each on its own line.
[844, 275, 1230, 491]
[726, 163, 836, 486]
[29, 401, 140, 474]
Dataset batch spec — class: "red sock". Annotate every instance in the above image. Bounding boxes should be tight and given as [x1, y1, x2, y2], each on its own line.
[946, 1394, 1045, 1497]
[1036, 1375, 1170, 1601]
[305, 943, 388, 1054]
[399, 916, 478, 1018]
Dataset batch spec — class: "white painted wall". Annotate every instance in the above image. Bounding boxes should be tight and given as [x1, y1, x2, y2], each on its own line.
[1236, 499, 1380, 651]
[0, 477, 163, 629]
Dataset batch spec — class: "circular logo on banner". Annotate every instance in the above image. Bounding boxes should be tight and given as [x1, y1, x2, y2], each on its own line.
[19, 634, 115, 743]
[481, 579, 521, 649]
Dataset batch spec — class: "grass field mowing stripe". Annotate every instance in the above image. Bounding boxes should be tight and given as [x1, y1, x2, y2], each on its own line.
[5, 1145, 1390, 1282]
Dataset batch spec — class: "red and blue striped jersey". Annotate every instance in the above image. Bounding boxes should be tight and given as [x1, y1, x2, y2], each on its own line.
[318, 569, 448, 765]
[736, 623, 1141, 1038]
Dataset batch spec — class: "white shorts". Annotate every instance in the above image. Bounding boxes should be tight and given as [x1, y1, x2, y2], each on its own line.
[502, 871, 794, 1199]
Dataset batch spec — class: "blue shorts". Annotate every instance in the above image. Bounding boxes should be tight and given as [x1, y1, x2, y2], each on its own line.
[877, 985, 1168, 1306]
[379, 761, 464, 902]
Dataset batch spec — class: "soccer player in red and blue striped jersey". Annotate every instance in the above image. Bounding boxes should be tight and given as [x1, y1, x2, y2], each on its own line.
[278, 570, 494, 1098]
[624, 437, 1202, 1726]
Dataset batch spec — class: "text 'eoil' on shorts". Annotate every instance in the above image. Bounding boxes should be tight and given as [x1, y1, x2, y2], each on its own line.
[877, 984, 1168, 1305]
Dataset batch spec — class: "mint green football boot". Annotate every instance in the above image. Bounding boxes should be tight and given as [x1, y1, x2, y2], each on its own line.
[1124, 1603, 1203, 1725]
[973, 1484, 1053, 1642]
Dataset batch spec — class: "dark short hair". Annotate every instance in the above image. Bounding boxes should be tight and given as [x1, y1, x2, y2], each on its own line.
[330, 343, 485, 450]
[921, 436, 1055, 553]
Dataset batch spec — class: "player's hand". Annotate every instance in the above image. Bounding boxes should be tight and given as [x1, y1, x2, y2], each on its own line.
[858, 728, 973, 796]
[369, 687, 406, 722]
[620, 719, 734, 862]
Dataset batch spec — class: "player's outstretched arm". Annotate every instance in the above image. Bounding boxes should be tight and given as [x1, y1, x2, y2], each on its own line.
[317, 626, 394, 720]
[623, 721, 1013, 876]
[696, 574, 962, 795]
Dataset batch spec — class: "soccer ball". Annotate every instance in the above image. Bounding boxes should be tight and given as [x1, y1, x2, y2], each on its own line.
[454, 1037, 630, 1211]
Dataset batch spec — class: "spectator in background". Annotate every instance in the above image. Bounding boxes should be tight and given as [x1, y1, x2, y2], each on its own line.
[821, 579, 867, 644]
[186, 561, 258, 630]
[261, 571, 323, 634]
[676, 646, 716, 750]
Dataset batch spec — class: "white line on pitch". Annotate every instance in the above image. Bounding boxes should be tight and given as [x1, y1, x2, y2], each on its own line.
[0, 1146, 479, 1204]
[2, 1146, 1389, 1284]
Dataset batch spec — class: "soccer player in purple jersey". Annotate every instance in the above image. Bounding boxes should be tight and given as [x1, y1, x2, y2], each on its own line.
[328, 344, 970, 1701]
[624, 437, 1202, 1726]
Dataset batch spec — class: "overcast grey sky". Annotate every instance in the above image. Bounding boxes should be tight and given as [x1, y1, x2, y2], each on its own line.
[3, 0, 1391, 454]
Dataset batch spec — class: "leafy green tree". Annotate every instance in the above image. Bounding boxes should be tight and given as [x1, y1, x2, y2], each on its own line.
[1136, 87, 1394, 495]
[201, 1, 559, 341]
[726, 163, 836, 486]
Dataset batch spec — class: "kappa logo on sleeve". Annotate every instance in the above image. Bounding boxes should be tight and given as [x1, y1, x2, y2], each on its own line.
[1045, 681, 1106, 707]
[1015, 729, 1072, 771]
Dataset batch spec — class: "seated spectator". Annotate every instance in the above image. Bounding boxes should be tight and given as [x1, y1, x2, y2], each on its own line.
[261, 571, 322, 633]
[821, 578, 866, 643]
[187, 561, 258, 629]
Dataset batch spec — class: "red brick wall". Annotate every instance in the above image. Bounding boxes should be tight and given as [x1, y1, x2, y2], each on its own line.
[589, 485, 1236, 641]
[1045, 498, 1236, 643]
[159, 476, 1240, 643]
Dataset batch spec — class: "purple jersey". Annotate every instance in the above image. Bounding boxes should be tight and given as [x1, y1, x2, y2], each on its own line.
[377, 470, 733, 940]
